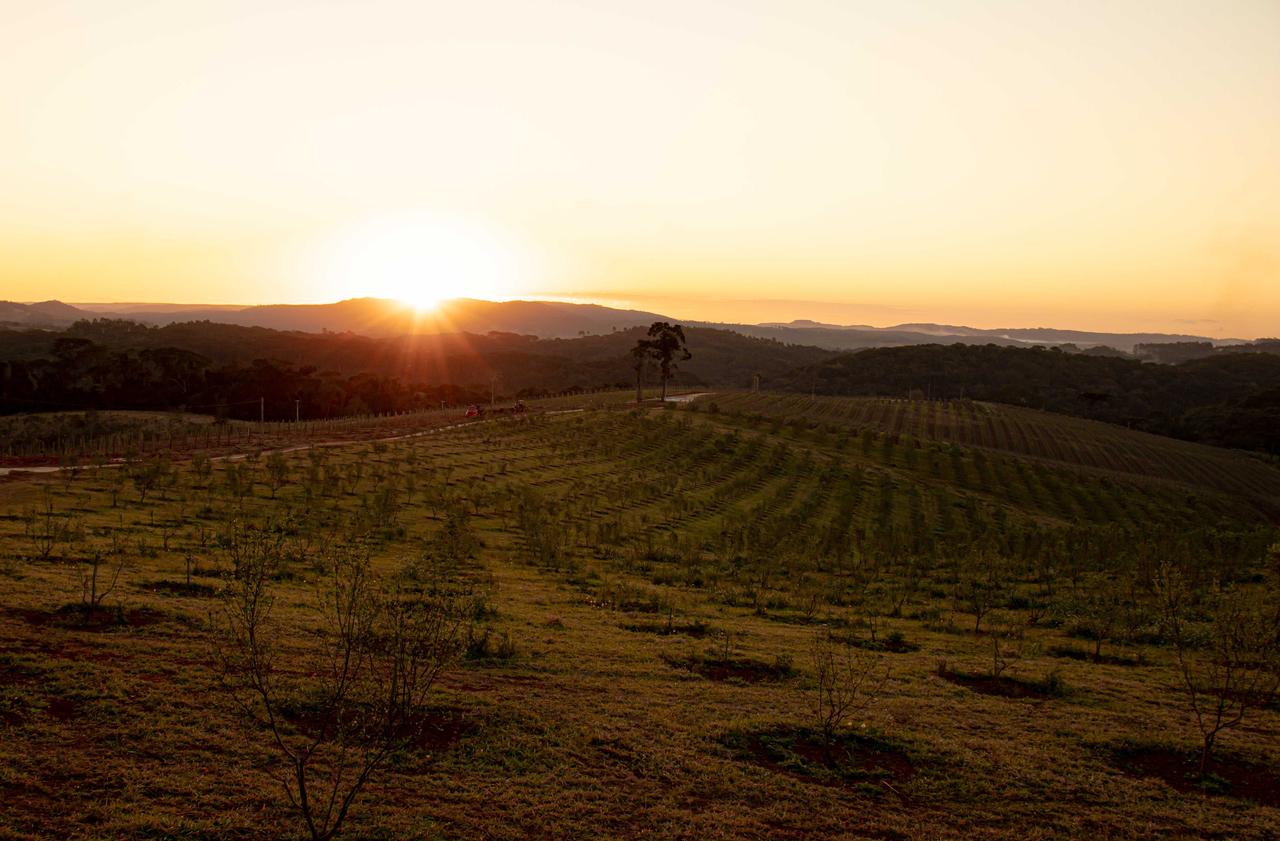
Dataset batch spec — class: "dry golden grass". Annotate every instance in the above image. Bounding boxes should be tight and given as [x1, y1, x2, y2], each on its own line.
[1, 403, 1277, 840]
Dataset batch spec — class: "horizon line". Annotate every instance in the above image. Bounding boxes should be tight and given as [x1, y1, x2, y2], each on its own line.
[11, 295, 1264, 342]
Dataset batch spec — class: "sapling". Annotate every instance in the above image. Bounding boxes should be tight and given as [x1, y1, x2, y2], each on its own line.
[216, 531, 463, 841]
[79, 542, 127, 620]
[23, 492, 80, 561]
[809, 631, 890, 751]
[1160, 566, 1280, 776]
[265, 450, 290, 498]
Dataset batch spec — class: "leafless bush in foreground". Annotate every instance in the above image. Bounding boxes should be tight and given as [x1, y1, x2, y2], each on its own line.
[809, 630, 890, 749]
[216, 529, 463, 841]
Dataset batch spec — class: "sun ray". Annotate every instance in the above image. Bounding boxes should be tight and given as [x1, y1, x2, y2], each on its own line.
[317, 212, 527, 309]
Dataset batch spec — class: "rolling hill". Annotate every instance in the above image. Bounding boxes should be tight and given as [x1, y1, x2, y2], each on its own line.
[2, 298, 665, 338]
[703, 391, 1280, 516]
[773, 343, 1280, 453]
[3, 297, 1266, 355]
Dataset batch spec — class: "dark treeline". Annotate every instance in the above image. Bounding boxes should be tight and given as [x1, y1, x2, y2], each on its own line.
[1134, 338, 1280, 364]
[0, 319, 835, 420]
[0, 339, 491, 420]
[8, 320, 1280, 454]
[777, 344, 1280, 453]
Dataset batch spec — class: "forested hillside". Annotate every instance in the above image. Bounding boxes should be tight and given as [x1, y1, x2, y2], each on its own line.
[0, 320, 834, 419]
[7, 322, 1280, 455]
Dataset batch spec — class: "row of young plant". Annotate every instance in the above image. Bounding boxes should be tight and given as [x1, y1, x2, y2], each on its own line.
[2, 401, 1280, 834]
[690, 399, 1270, 528]
[706, 391, 1280, 501]
[480, 408, 1280, 786]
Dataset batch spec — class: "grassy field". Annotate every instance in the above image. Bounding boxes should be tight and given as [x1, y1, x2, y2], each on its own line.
[0, 388, 694, 467]
[708, 392, 1280, 505]
[1, 393, 1277, 839]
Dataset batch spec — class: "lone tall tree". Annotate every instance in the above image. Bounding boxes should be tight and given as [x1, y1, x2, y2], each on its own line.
[630, 340, 654, 405]
[640, 322, 691, 402]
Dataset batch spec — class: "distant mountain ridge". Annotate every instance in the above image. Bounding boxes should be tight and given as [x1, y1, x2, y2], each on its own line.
[748, 319, 1250, 352]
[3, 297, 666, 339]
[0, 300, 86, 325]
[0, 297, 1262, 352]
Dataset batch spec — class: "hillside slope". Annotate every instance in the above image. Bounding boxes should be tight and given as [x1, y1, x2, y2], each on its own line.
[0, 396, 1276, 840]
[704, 391, 1280, 518]
[774, 343, 1280, 453]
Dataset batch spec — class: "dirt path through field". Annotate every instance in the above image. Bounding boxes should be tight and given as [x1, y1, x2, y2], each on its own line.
[0, 409, 588, 477]
[0, 391, 714, 478]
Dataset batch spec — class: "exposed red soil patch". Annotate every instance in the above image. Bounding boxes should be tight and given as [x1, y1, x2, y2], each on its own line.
[623, 620, 713, 638]
[0, 664, 37, 688]
[835, 634, 920, 654]
[413, 707, 475, 753]
[725, 727, 916, 799]
[5, 604, 169, 630]
[760, 736, 914, 784]
[0, 663, 80, 724]
[664, 654, 793, 684]
[1113, 746, 1280, 808]
[935, 666, 1057, 700]
[0, 665, 31, 724]
[1048, 645, 1145, 667]
[61, 605, 168, 630]
[280, 703, 475, 755]
[3, 608, 55, 627]
[44, 697, 79, 721]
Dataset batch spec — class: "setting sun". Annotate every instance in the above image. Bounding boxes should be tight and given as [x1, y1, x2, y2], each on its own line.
[313, 212, 530, 310]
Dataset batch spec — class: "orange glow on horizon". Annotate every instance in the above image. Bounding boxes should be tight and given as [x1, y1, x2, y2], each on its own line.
[1, 1, 1278, 337]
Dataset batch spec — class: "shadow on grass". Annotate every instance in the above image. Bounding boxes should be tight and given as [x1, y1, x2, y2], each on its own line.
[1047, 644, 1145, 667]
[0, 658, 81, 725]
[662, 652, 794, 684]
[721, 726, 915, 797]
[5, 604, 168, 632]
[1111, 744, 1280, 807]
[623, 619, 714, 638]
[140, 579, 219, 598]
[830, 631, 920, 654]
[277, 698, 477, 757]
[935, 661, 1066, 700]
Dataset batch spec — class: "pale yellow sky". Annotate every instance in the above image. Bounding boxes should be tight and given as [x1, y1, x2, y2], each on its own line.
[1, 1, 1278, 336]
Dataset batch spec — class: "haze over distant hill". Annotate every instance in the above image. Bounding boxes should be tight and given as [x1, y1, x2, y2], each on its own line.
[69, 298, 667, 339]
[0, 297, 1262, 353]
[0, 300, 86, 325]
[728, 320, 1250, 354]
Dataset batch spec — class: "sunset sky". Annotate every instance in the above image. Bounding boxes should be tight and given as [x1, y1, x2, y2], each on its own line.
[2, 1, 1278, 336]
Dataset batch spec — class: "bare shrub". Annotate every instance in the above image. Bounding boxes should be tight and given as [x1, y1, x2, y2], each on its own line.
[79, 538, 127, 618]
[130, 453, 172, 503]
[809, 631, 890, 748]
[1159, 565, 1280, 776]
[191, 451, 213, 485]
[265, 451, 291, 498]
[953, 550, 1008, 634]
[987, 614, 1029, 680]
[216, 531, 463, 841]
[23, 492, 80, 561]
